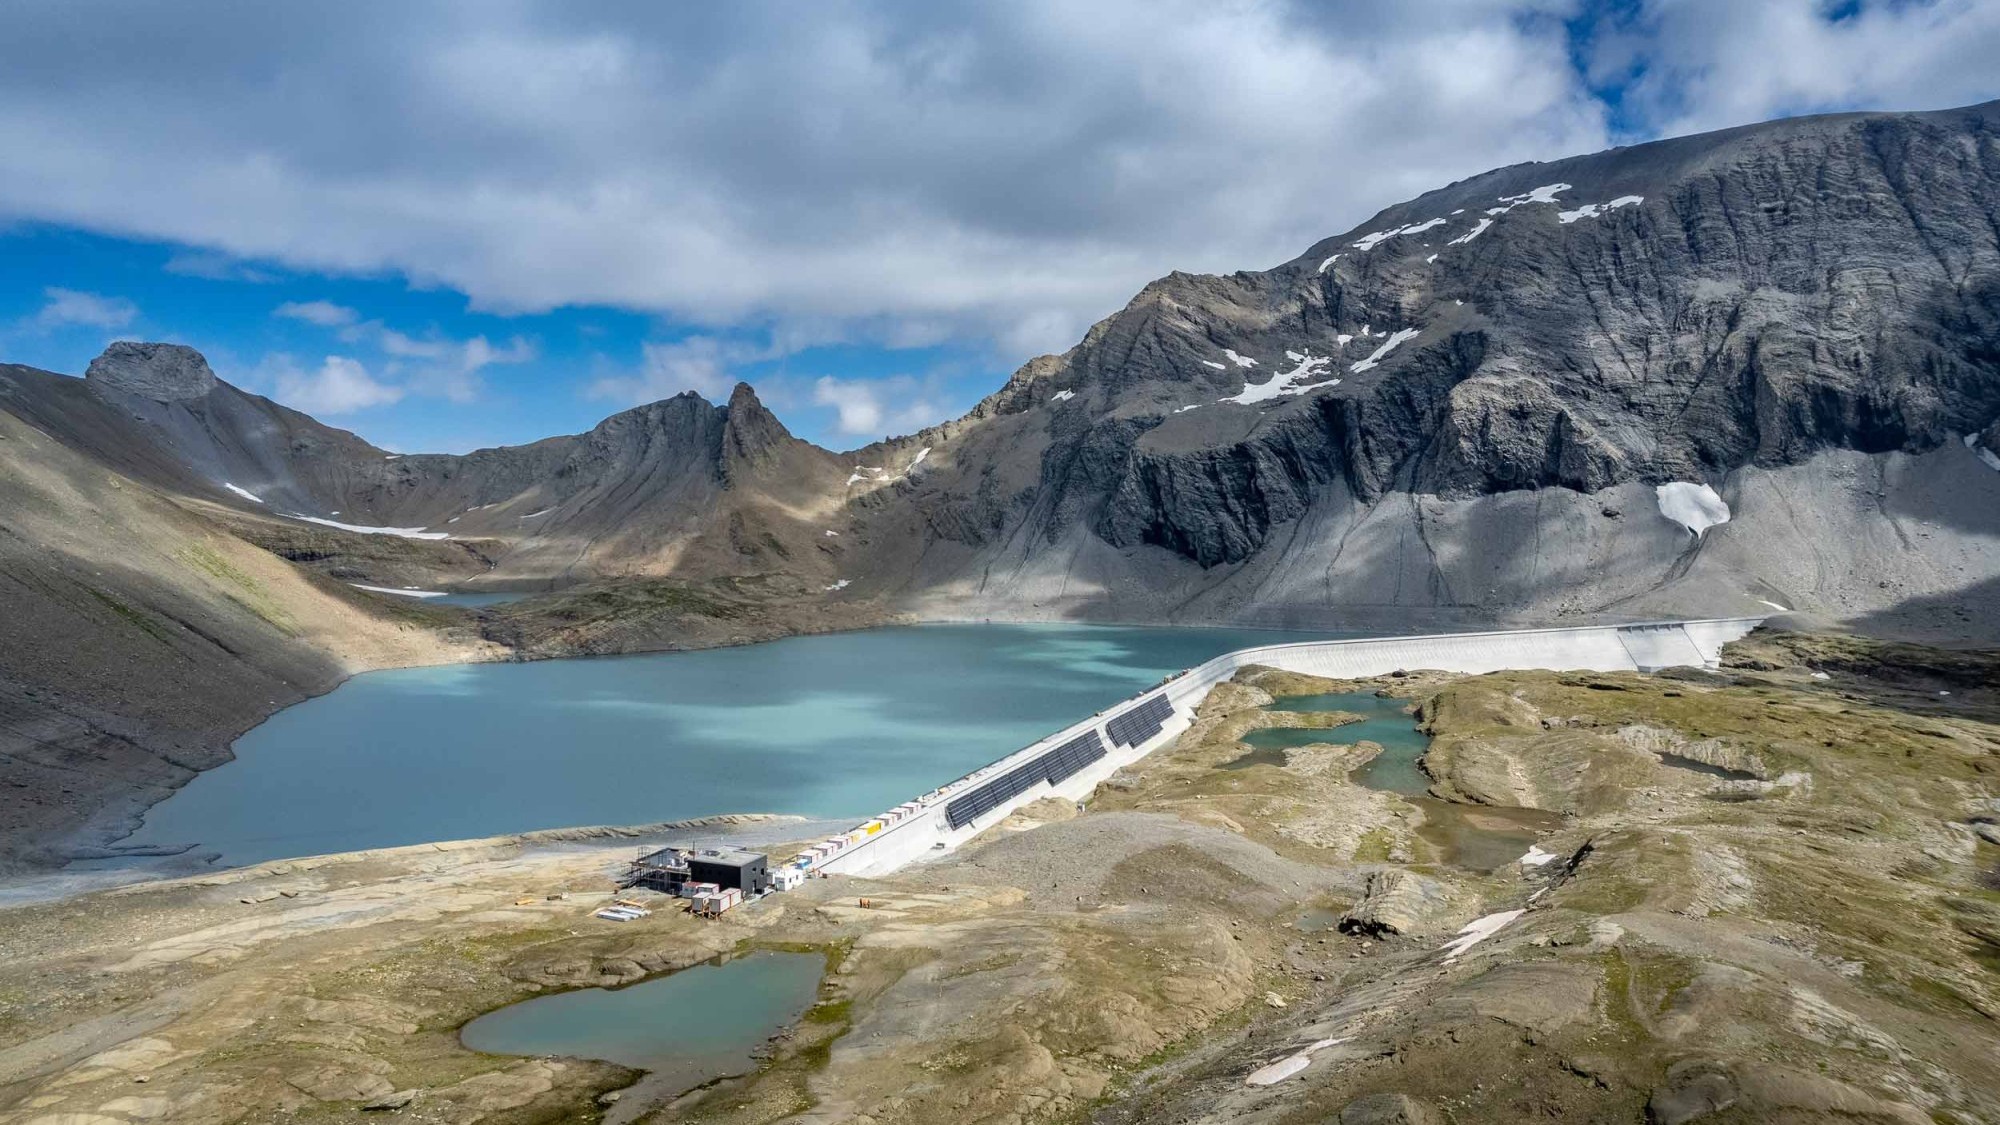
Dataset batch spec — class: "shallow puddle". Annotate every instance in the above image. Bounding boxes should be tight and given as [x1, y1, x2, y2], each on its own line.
[1295, 906, 1343, 932]
[460, 950, 823, 1093]
[1411, 798, 1564, 872]
[1659, 753, 1759, 781]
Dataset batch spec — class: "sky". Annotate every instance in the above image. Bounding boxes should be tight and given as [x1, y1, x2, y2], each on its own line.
[1, 1, 1996, 453]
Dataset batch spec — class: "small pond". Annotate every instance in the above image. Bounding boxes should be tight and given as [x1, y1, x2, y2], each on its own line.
[460, 950, 823, 1093]
[433, 590, 538, 608]
[1257, 692, 1434, 794]
[1248, 691, 1563, 872]
[1659, 753, 1759, 781]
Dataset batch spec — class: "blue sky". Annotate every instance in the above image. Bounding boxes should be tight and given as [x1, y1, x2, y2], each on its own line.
[1, 1, 1995, 453]
[0, 224, 990, 453]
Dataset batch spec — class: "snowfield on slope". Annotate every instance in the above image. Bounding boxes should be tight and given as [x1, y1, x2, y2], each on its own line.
[286, 514, 449, 540]
[1655, 482, 1731, 536]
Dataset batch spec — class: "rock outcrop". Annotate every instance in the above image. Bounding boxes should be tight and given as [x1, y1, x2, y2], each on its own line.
[85, 341, 217, 401]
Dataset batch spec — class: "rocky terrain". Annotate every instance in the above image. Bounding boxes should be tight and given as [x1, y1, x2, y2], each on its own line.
[1, 628, 1994, 1125]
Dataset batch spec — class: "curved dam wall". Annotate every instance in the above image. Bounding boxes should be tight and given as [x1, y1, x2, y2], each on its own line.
[810, 617, 1763, 878]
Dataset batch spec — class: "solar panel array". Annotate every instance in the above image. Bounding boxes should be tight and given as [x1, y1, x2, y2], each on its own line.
[945, 729, 1107, 829]
[1106, 694, 1175, 747]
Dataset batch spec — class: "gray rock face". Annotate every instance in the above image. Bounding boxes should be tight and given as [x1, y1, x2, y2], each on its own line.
[867, 100, 2000, 638]
[936, 102, 2000, 570]
[85, 342, 217, 402]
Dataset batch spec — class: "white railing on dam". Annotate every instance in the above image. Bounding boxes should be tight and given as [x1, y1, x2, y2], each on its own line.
[802, 617, 1763, 878]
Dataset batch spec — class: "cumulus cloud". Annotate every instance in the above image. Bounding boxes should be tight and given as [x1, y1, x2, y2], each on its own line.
[0, 1, 1615, 357]
[1579, 0, 2000, 137]
[29, 287, 138, 331]
[812, 374, 952, 438]
[270, 298, 536, 402]
[587, 336, 749, 405]
[274, 299, 359, 327]
[270, 355, 403, 414]
[0, 2, 1990, 363]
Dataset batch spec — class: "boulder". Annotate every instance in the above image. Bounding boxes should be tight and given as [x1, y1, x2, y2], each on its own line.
[1339, 870, 1453, 936]
[361, 1089, 419, 1111]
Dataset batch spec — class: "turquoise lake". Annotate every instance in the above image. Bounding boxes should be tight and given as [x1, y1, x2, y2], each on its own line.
[122, 623, 1321, 866]
[460, 950, 822, 1089]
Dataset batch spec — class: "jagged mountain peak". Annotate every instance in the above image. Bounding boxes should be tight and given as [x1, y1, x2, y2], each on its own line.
[85, 341, 217, 402]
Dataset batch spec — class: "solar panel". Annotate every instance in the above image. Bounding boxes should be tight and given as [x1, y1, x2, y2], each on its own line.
[945, 729, 1108, 829]
[1107, 694, 1174, 747]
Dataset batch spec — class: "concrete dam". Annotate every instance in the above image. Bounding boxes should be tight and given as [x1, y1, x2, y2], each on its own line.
[800, 618, 1765, 878]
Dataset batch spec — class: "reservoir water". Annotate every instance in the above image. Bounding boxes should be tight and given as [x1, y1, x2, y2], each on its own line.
[123, 623, 1315, 867]
[460, 950, 821, 1092]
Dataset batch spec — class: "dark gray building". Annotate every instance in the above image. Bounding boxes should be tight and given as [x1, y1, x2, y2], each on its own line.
[687, 846, 769, 895]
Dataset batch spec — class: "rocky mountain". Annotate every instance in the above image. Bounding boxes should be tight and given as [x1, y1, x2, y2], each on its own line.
[1, 344, 863, 592]
[838, 99, 2000, 636]
[16, 95, 2000, 637]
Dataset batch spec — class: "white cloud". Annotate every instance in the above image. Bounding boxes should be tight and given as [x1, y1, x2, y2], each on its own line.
[812, 374, 951, 438]
[274, 299, 359, 327]
[164, 251, 277, 283]
[587, 336, 744, 405]
[272, 303, 536, 403]
[30, 287, 137, 330]
[271, 355, 404, 414]
[1582, 0, 2000, 136]
[0, 3, 1990, 366]
[0, 3, 1618, 357]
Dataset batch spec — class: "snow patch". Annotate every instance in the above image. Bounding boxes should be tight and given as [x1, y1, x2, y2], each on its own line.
[846, 466, 885, 486]
[1519, 846, 1558, 868]
[350, 584, 447, 599]
[1352, 216, 1446, 252]
[824, 530, 839, 537]
[1349, 327, 1421, 373]
[1172, 404, 1200, 414]
[1201, 360, 1226, 370]
[1447, 217, 1493, 245]
[1757, 598, 1790, 612]
[1335, 334, 1354, 346]
[1492, 182, 1571, 211]
[1219, 350, 1339, 406]
[1223, 349, 1258, 368]
[285, 515, 449, 540]
[1425, 253, 1438, 264]
[824, 579, 850, 592]
[1655, 482, 1731, 537]
[1441, 909, 1524, 963]
[1244, 1038, 1347, 1087]
[1049, 389, 1076, 403]
[1315, 253, 1340, 273]
[910, 446, 931, 469]
[520, 508, 554, 518]
[222, 483, 264, 504]
[1558, 195, 1644, 224]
